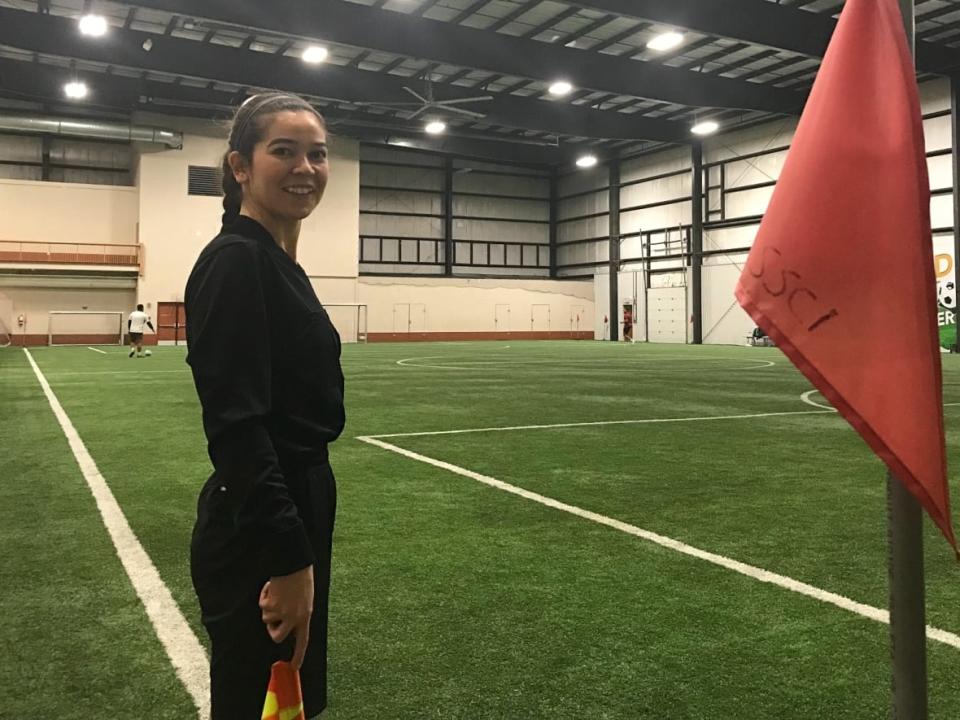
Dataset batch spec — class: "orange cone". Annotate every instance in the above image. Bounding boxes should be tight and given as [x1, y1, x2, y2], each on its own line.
[261, 661, 306, 720]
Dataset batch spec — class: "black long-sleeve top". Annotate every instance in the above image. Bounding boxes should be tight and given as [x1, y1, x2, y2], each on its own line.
[185, 215, 345, 577]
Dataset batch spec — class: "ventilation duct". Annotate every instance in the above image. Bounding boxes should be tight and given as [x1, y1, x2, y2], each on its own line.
[0, 114, 183, 149]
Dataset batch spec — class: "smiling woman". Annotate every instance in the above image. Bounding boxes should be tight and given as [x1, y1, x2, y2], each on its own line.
[183, 92, 345, 720]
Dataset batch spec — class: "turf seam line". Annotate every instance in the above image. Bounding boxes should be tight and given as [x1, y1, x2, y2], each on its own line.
[23, 348, 210, 719]
[86, 347, 107, 354]
[357, 435, 960, 651]
[362, 408, 837, 439]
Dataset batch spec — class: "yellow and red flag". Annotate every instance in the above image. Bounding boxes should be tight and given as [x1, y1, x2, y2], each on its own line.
[261, 661, 306, 720]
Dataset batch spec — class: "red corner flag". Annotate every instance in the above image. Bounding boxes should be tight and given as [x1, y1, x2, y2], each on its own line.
[735, 0, 956, 552]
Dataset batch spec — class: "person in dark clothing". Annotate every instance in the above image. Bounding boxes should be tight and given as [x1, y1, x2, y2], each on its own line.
[184, 92, 344, 720]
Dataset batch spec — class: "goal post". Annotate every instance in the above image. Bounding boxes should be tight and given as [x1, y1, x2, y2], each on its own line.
[324, 303, 368, 344]
[0, 315, 10, 347]
[48, 311, 124, 346]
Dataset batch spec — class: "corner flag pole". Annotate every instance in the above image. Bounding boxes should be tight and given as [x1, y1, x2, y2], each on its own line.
[888, 5, 929, 717]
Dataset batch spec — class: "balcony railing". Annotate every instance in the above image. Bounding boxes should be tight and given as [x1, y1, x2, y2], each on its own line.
[0, 240, 142, 273]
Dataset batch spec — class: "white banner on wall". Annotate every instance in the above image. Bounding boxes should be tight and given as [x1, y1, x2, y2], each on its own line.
[935, 235, 956, 350]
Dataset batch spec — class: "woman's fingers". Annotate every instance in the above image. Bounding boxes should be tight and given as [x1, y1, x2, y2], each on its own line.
[266, 619, 292, 644]
[291, 620, 311, 670]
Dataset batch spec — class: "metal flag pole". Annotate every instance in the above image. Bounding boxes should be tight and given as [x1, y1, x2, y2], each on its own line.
[888, 4, 929, 717]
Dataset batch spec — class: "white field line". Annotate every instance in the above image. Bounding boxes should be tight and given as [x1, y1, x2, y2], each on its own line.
[802, 389, 960, 411]
[358, 435, 960, 650]
[86, 346, 107, 354]
[23, 349, 209, 718]
[396, 355, 775, 371]
[800, 390, 835, 412]
[21, 369, 190, 377]
[365, 408, 835, 440]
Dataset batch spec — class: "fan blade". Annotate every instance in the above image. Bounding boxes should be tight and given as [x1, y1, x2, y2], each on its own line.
[402, 86, 429, 103]
[351, 100, 427, 107]
[444, 106, 487, 119]
[406, 105, 428, 120]
[432, 95, 494, 106]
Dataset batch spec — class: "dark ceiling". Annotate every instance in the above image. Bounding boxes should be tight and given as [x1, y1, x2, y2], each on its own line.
[2, 0, 960, 166]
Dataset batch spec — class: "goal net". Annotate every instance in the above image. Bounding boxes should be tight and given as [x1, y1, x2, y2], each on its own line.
[49, 311, 124, 346]
[0, 314, 10, 347]
[324, 303, 368, 344]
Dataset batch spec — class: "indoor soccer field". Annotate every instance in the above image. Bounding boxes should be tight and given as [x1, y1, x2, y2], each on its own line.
[4, 339, 960, 719]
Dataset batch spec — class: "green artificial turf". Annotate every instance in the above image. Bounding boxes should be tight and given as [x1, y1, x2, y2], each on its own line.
[5, 340, 960, 718]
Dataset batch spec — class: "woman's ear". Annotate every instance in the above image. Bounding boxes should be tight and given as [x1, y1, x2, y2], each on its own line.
[227, 150, 249, 184]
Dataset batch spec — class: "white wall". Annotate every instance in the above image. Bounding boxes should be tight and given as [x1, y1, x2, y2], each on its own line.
[136, 128, 360, 314]
[359, 146, 551, 278]
[358, 276, 593, 335]
[0, 178, 138, 246]
[0, 283, 135, 340]
[606, 77, 953, 346]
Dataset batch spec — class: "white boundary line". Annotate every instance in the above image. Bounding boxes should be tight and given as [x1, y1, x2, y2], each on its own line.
[396, 355, 776, 372]
[358, 435, 960, 650]
[9, 369, 190, 377]
[365, 408, 835, 439]
[86, 346, 107, 354]
[24, 348, 210, 718]
[800, 390, 836, 412]
[802, 389, 960, 411]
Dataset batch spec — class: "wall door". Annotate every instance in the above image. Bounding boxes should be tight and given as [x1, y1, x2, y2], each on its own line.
[157, 301, 186, 344]
[647, 288, 686, 343]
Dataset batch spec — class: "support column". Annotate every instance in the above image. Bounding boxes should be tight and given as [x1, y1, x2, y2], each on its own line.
[691, 141, 704, 345]
[549, 169, 558, 278]
[951, 76, 960, 352]
[608, 159, 621, 342]
[444, 156, 453, 277]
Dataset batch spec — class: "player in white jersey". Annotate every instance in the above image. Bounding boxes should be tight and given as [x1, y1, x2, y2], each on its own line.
[128, 304, 155, 358]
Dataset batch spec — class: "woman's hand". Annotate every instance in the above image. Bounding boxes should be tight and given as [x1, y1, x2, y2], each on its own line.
[259, 565, 315, 669]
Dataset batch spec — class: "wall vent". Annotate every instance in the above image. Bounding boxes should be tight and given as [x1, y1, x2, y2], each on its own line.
[188, 165, 223, 197]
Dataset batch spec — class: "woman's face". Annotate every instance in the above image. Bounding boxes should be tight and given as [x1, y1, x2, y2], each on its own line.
[231, 110, 329, 222]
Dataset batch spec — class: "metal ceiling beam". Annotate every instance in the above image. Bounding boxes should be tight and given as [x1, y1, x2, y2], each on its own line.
[560, 0, 960, 74]
[0, 7, 693, 143]
[113, 0, 805, 113]
[521, 6, 583, 39]
[0, 57, 585, 165]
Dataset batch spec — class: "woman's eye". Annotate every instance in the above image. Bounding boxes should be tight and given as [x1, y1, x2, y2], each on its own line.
[309, 151, 327, 163]
[272, 147, 293, 157]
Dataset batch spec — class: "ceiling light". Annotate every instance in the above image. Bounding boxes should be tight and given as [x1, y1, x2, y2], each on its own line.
[575, 155, 597, 169]
[390, 139, 412, 147]
[647, 31, 684, 52]
[302, 45, 329, 64]
[691, 120, 719, 136]
[548, 80, 573, 97]
[425, 120, 446, 135]
[79, 14, 108, 37]
[64, 81, 88, 100]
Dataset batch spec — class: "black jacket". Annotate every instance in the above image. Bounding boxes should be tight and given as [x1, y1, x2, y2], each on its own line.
[185, 215, 345, 576]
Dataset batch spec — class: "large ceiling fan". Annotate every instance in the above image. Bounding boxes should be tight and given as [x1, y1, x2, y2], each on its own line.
[353, 79, 493, 119]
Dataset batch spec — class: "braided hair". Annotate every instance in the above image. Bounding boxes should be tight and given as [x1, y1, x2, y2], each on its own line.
[221, 93, 326, 225]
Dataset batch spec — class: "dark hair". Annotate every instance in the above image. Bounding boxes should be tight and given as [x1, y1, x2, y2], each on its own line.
[221, 93, 326, 225]
[136, 304, 144, 311]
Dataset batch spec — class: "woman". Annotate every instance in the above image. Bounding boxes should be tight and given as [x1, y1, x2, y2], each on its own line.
[185, 92, 344, 719]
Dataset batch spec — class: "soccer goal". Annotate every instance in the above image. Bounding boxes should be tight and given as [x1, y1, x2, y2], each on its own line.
[324, 303, 368, 344]
[0, 315, 10, 347]
[48, 311, 124, 346]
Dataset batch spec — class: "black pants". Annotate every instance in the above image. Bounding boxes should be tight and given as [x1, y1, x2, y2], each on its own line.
[191, 463, 337, 720]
